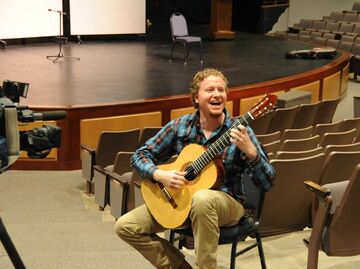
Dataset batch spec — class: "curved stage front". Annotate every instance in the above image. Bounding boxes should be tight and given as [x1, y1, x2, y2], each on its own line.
[1, 31, 350, 170]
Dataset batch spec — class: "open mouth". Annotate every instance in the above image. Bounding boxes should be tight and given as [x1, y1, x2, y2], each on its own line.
[210, 100, 222, 106]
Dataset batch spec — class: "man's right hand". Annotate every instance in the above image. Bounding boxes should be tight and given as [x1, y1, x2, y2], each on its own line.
[153, 169, 186, 190]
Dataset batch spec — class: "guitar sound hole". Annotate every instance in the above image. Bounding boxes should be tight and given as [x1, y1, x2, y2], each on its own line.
[182, 162, 197, 182]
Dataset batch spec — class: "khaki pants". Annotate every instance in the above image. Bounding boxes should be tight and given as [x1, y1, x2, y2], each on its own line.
[115, 189, 245, 269]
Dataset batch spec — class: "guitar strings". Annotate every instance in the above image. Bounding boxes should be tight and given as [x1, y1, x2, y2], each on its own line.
[185, 112, 252, 177]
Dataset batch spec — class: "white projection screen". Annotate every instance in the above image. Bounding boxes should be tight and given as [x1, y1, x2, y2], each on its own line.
[69, 0, 145, 35]
[0, 0, 62, 39]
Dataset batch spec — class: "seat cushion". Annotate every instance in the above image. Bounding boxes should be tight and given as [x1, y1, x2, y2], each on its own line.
[176, 36, 201, 42]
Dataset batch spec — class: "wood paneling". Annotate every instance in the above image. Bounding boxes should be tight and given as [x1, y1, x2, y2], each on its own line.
[322, 71, 341, 100]
[291, 81, 320, 103]
[80, 112, 162, 149]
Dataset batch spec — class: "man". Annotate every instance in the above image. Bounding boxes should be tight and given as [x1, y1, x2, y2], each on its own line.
[115, 68, 275, 269]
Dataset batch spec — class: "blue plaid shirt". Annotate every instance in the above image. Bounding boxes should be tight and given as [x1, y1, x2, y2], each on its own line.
[131, 110, 275, 202]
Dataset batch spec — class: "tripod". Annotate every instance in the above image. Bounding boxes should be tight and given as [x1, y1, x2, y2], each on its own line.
[0, 217, 26, 268]
[46, 9, 80, 63]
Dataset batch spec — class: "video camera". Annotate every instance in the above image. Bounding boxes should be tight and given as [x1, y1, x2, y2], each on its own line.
[0, 80, 66, 172]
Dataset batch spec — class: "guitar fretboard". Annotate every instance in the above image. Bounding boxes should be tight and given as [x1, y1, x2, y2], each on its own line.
[185, 112, 254, 177]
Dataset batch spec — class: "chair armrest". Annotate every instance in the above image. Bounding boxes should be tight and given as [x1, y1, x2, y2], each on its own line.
[106, 170, 130, 185]
[93, 165, 106, 174]
[304, 180, 331, 198]
[80, 144, 95, 154]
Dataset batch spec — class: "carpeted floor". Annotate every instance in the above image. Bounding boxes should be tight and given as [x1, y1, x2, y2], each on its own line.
[0, 80, 359, 269]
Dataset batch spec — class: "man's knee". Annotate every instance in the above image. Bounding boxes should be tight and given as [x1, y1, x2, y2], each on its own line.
[191, 189, 214, 213]
[114, 216, 132, 239]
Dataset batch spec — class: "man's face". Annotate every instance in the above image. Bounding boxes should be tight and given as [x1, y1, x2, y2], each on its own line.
[195, 75, 227, 118]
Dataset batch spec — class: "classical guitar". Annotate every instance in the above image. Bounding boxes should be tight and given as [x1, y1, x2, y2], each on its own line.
[141, 94, 277, 228]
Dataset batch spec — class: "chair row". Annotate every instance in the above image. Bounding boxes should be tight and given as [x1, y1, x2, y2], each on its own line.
[260, 150, 360, 238]
[258, 116, 360, 145]
[251, 97, 340, 135]
[80, 127, 161, 195]
[263, 128, 358, 155]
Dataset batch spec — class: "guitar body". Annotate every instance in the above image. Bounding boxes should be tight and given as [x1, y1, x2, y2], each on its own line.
[141, 143, 219, 228]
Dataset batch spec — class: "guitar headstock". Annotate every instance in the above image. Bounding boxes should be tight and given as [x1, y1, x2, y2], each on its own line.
[249, 94, 277, 120]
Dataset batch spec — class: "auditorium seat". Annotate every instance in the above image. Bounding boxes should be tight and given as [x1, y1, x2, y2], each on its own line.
[107, 152, 134, 219]
[91, 129, 140, 209]
[310, 31, 323, 42]
[260, 153, 326, 237]
[340, 34, 356, 43]
[338, 41, 354, 52]
[281, 126, 313, 142]
[325, 39, 340, 49]
[139, 127, 162, 147]
[304, 164, 360, 269]
[352, 2, 360, 12]
[323, 11, 344, 22]
[312, 121, 343, 137]
[257, 131, 281, 145]
[80, 129, 140, 195]
[313, 97, 340, 124]
[333, 23, 355, 36]
[279, 135, 321, 152]
[306, 20, 326, 32]
[291, 19, 314, 33]
[319, 151, 360, 186]
[251, 112, 274, 135]
[292, 102, 321, 129]
[318, 22, 340, 33]
[339, 117, 360, 138]
[268, 105, 300, 133]
[274, 147, 323, 160]
[262, 140, 281, 155]
[318, 128, 357, 148]
[323, 141, 360, 155]
[339, 12, 358, 24]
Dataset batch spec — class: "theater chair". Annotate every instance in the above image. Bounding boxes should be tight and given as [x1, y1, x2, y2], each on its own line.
[80, 129, 140, 195]
[106, 152, 134, 219]
[169, 13, 203, 64]
[169, 174, 267, 269]
[304, 164, 360, 269]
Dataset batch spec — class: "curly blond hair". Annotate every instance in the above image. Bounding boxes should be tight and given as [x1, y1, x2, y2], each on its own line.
[189, 68, 228, 108]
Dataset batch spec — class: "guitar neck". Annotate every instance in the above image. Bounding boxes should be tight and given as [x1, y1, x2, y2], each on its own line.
[185, 112, 253, 179]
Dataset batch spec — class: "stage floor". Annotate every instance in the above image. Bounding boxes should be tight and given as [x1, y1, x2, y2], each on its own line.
[0, 25, 335, 107]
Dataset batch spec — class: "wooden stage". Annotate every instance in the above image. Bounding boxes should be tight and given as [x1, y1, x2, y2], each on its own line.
[0, 26, 350, 170]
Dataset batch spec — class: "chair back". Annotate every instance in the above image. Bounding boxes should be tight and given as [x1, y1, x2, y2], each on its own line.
[339, 117, 360, 138]
[257, 131, 281, 145]
[262, 140, 281, 155]
[292, 102, 321, 129]
[319, 151, 360, 186]
[324, 164, 360, 256]
[281, 126, 313, 142]
[279, 135, 320, 151]
[318, 128, 357, 148]
[314, 97, 340, 124]
[251, 113, 273, 135]
[139, 127, 162, 147]
[268, 105, 300, 133]
[96, 129, 140, 167]
[260, 153, 326, 237]
[312, 120, 342, 137]
[275, 147, 323, 159]
[324, 141, 360, 155]
[170, 13, 188, 38]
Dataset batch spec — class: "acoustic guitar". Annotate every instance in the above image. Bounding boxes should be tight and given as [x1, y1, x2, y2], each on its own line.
[141, 94, 277, 228]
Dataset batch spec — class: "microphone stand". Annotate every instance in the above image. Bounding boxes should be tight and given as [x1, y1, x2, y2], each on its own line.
[46, 9, 80, 63]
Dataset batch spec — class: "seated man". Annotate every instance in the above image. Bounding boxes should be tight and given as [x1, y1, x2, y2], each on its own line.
[115, 68, 275, 269]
